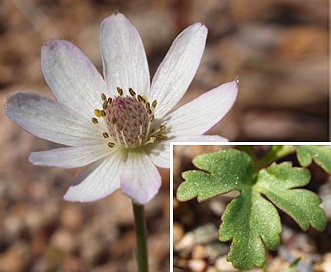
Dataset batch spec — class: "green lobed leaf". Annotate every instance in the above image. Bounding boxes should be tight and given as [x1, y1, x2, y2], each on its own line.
[255, 162, 326, 231]
[295, 145, 331, 174]
[219, 188, 281, 270]
[177, 149, 253, 201]
[176, 149, 327, 270]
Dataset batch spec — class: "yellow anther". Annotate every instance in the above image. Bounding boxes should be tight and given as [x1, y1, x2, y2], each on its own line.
[157, 134, 167, 140]
[117, 87, 123, 96]
[94, 109, 102, 117]
[101, 110, 106, 117]
[146, 102, 150, 110]
[101, 93, 107, 101]
[107, 97, 112, 104]
[91, 117, 98, 124]
[152, 100, 157, 108]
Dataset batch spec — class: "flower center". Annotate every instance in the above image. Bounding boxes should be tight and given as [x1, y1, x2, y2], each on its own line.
[91, 87, 167, 149]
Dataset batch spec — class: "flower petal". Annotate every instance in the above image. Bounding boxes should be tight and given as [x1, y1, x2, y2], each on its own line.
[41, 40, 106, 119]
[147, 142, 170, 169]
[148, 135, 227, 169]
[173, 135, 229, 142]
[120, 151, 161, 204]
[29, 145, 113, 168]
[166, 80, 238, 137]
[100, 13, 150, 96]
[64, 152, 124, 202]
[5, 92, 103, 146]
[150, 23, 207, 118]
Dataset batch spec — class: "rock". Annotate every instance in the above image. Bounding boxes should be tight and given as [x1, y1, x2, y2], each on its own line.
[215, 255, 239, 271]
[187, 258, 208, 272]
[50, 228, 78, 254]
[173, 222, 184, 244]
[60, 204, 84, 231]
[79, 228, 106, 264]
[319, 253, 331, 272]
[0, 241, 30, 272]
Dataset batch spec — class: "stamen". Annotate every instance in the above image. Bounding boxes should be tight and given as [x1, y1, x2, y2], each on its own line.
[101, 93, 107, 101]
[157, 134, 167, 140]
[91, 117, 98, 124]
[138, 134, 143, 145]
[102, 100, 108, 110]
[160, 125, 166, 132]
[100, 110, 106, 117]
[108, 142, 115, 148]
[108, 97, 112, 104]
[94, 109, 102, 117]
[103, 132, 109, 138]
[120, 130, 129, 148]
[146, 120, 152, 138]
[113, 126, 121, 145]
[146, 102, 150, 111]
[137, 95, 144, 103]
[129, 88, 136, 97]
[117, 87, 123, 96]
[152, 100, 157, 108]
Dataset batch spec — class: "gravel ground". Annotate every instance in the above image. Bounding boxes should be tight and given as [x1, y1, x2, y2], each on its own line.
[0, 0, 329, 271]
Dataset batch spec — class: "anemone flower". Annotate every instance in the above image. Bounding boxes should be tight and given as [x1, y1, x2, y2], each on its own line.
[5, 13, 238, 205]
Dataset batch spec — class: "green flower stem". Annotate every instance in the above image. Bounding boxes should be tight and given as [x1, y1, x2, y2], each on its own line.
[255, 145, 294, 171]
[132, 201, 149, 272]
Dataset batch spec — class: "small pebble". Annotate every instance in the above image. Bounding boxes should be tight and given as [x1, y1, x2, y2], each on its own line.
[215, 255, 239, 272]
[188, 258, 207, 272]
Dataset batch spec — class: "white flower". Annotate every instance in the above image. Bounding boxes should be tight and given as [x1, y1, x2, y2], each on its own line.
[5, 13, 238, 204]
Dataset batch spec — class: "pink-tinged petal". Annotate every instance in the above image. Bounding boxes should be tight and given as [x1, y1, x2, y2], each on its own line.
[166, 80, 238, 137]
[150, 23, 207, 118]
[64, 151, 124, 202]
[100, 13, 150, 96]
[29, 144, 113, 168]
[120, 151, 161, 204]
[41, 40, 106, 119]
[5, 92, 103, 146]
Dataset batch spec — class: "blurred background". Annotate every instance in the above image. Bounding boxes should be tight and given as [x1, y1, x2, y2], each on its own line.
[173, 145, 331, 271]
[0, 0, 329, 271]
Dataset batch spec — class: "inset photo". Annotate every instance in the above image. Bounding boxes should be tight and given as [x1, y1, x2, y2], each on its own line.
[172, 144, 331, 272]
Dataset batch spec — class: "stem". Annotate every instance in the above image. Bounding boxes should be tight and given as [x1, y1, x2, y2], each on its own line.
[255, 145, 294, 171]
[132, 201, 149, 272]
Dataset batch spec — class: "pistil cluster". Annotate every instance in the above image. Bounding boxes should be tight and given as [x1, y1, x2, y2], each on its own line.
[91, 88, 167, 149]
